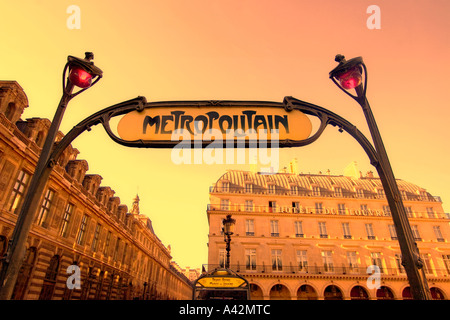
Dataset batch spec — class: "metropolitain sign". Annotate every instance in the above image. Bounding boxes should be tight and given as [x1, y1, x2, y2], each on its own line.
[116, 101, 312, 148]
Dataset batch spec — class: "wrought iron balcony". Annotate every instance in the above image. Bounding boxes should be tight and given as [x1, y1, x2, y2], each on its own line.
[206, 203, 450, 219]
[203, 264, 450, 277]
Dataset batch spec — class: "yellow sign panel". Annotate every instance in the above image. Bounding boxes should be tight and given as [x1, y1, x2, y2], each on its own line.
[197, 277, 246, 288]
[117, 105, 312, 146]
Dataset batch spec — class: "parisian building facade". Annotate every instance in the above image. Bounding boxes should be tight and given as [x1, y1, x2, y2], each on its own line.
[207, 163, 450, 300]
[0, 80, 192, 300]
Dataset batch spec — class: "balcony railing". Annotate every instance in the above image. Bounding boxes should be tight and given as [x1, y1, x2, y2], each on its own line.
[207, 204, 450, 220]
[209, 186, 442, 203]
[203, 264, 450, 277]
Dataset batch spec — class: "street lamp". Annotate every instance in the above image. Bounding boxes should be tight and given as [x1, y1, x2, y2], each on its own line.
[0, 52, 102, 300]
[329, 54, 431, 300]
[222, 215, 236, 269]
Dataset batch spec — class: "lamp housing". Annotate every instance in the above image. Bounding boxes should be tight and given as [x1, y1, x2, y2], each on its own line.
[222, 215, 236, 235]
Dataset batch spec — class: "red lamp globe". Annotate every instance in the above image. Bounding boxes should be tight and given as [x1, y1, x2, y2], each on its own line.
[336, 66, 362, 90]
[68, 66, 93, 88]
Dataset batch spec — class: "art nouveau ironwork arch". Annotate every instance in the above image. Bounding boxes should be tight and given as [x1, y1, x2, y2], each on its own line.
[48, 96, 378, 167]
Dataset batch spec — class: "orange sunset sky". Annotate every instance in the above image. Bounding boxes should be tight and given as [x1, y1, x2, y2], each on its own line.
[1, 0, 449, 268]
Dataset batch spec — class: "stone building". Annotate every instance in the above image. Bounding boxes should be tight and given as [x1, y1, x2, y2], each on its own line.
[207, 165, 450, 300]
[0, 80, 192, 300]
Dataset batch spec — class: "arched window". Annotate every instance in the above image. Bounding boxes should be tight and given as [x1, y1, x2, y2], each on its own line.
[430, 287, 446, 300]
[402, 286, 413, 300]
[324, 285, 344, 300]
[297, 284, 318, 300]
[39, 255, 60, 300]
[250, 283, 264, 300]
[269, 284, 291, 300]
[376, 286, 395, 300]
[350, 285, 370, 300]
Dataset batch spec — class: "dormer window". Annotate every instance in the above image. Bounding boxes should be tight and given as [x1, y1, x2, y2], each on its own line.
[312, 186, 320, 196]
[268, 184, 276, 194]
[334, 187, 343, 197]
[290, 185, 298, 195]
[5, 102, 16, 121]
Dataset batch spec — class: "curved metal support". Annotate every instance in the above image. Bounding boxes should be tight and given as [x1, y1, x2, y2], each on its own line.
[49, 96, 378, 170]
[283, 96, 379, 166]
[48, 96, 147, 165]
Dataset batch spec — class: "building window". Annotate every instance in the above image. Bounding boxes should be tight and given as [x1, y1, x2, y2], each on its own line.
[365, 223, 375, 240]
[245, 183, 252, 193]
[334, 187, 343, 197]
[389, 225, 398, 240]
[294, 221, 304, 238]
[383, 205, 391, 216]
[122, 243, 128, 264]
[395, 254, 405, 273]
[312, 186, 320, 196]
[347, 251, 359, 272]
[292, 201, 300, 213]
[269, 201, 277, 213]
[222, 182, 230, 193]
[319, 222, 328, 238]
[270, 220, 279, 237]
[104, 231, 112, 256]
[321, 251, 334, 272]
[433, 226, 445, 242]
[91, 223, 101, 252]
[400, 190, 407, 199]
[356, 189, 364, 198]
[405, 206, 413, 218]
[76, 215, 89, 245]
[245, 200, 253, 212]
[113, 237, 121, 261]
[377, 189, 385, 198]
[7, 169, 31, 213]
[5, 102, 16, 121]
[220, 199, 230, 211]
[360, 204, 368, 214]
[245, 219, 254, 236]
[36, 189, 55, 228]
[371, 252, 384, 273]
[338, 203, 346, 215]
[271, 249, 282, 271]
[442, 255, 450, 275]
[421, 254, 433, 275]
[426, 207, 436, 218]
[419, 191, 428, 200]
[268, 184, 276, 194]
[60, 203, 74, 238]
[290, 185, 298, 195]
[315, 202, 323, 214]
[245, 249, 256, 271]
[342, 223, 352, 239]
[296, 250, 308, 272]
[411, 225, 422, 241]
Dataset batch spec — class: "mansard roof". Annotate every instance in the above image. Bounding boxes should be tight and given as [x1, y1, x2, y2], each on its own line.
[211, 170, 435, 200]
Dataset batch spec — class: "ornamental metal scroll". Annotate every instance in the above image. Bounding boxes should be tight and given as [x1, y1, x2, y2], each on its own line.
[47, 96, 379, 170]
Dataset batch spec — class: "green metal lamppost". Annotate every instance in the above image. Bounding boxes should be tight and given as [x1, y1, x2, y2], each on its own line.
[0, 52, 103, 300]
[329, 54, 431, 300]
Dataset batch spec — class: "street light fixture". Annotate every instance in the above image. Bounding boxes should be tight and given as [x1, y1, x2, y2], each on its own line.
[329, 54, 431, 300]
[0, 52, 102, 300]
[222, 215, 236, 269]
